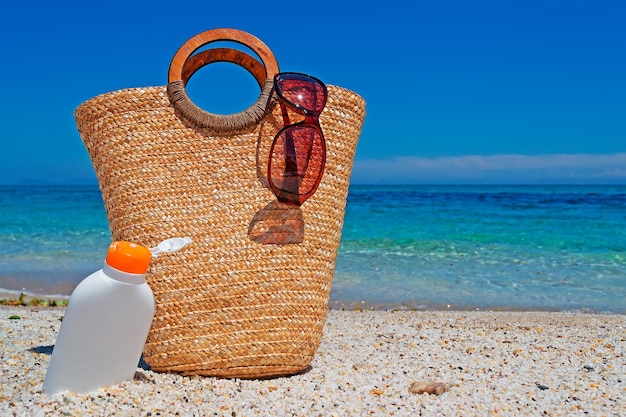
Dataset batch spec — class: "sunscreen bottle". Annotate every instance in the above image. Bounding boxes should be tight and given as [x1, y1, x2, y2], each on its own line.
[43, 237, 191, 395]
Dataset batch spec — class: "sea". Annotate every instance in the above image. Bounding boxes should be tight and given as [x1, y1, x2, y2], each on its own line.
[1, 184, 625, 313]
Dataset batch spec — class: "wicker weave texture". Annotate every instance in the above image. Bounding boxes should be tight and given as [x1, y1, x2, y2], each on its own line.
[74, 85, 365, 378]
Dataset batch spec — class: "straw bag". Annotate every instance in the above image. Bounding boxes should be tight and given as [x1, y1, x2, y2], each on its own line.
[74, 28, 366, 378]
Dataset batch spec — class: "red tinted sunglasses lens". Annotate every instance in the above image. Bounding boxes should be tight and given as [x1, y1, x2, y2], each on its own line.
[268, 125, 326, 205]
[274, 73, 327, 114]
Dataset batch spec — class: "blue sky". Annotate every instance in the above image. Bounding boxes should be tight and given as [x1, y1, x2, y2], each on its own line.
[1, 0, 625, 185]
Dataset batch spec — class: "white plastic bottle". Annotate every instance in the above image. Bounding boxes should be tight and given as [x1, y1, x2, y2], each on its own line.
[43, 241, 159, 394]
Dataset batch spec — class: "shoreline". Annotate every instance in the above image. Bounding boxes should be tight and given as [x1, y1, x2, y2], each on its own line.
[327, 299, 625, 314]
[2, 288, 623, 314]
[0, 290, 69, 307]
[2, 306, 624, 416]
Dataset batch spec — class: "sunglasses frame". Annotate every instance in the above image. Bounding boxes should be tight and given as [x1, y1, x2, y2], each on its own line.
[267, 72, 328, 206]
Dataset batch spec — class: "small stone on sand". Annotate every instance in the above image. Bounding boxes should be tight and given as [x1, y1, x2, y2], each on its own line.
[409, 381, 450, 395]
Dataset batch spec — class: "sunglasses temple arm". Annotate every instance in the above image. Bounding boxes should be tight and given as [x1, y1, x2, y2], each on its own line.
[279, 100, 291, 126]
[278, 100, 302, 200]
[281, 129, 301, 198]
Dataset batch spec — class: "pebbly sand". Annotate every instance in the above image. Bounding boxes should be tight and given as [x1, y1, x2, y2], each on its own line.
[1, 305, 624, 416]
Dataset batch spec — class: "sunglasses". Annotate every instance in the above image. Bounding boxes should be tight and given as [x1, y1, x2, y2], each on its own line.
[267, 72, 328, 206]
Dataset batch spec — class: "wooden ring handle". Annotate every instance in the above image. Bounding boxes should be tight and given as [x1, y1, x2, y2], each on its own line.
[168, 28, 279, 83]
[167, 28, 279, 133]
[181, 48, 267, 88]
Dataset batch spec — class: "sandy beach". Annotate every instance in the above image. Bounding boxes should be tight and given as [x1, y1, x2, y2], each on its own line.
[1, 305, 624, 416]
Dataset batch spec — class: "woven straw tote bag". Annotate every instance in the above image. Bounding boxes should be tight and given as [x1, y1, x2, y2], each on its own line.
[74, 28, 366, 378]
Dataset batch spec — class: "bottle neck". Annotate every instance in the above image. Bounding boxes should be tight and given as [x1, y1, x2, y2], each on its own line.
[103, 262, 147, 285]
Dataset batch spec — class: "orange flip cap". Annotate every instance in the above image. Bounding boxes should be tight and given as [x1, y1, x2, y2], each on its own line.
[105, 241, 152, 274]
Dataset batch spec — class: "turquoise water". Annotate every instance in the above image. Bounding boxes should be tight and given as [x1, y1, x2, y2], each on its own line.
[0, 186, 110, 296]
[335, 185, 626, 312]
[1, 185, 625, 312]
